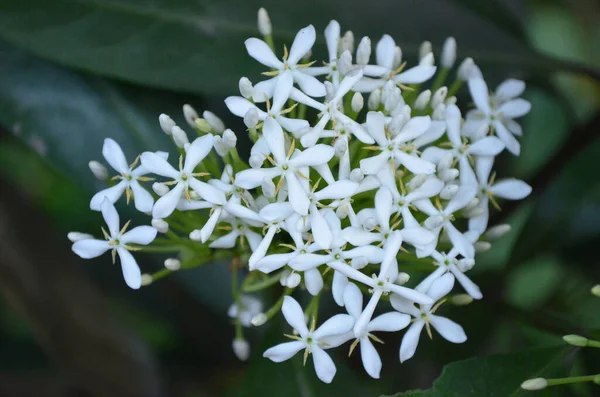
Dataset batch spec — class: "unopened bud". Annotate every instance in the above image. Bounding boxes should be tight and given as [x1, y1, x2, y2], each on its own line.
[445, 96, 457, 105]
[396, 272, 410, 285]
[351, 256, 368, 269]
[420, 52, 434, 67]
[388, 114, 406, 136]
[592, 285, 600, 297]
[244, 108, 259, 129]
[474, 241, 491, 253]
[152, 219, 169, 233]
[464, 197, 480, 211]
[364, 216, 378, 231]
[239, 77, 254, 99]
[457, 57, 475, 81]
[232, 338, 250, 361]
[438, 153, 454, 170]
[350, 168, 364, 182]
[407, 174, 427, 190]
[431, 87, 448, 108]
[356, 36, 371, 65]
[521, 378, 548, 391]
[338, 50, 353, 76]
[261, 177, 276, 198]
[440, 184, 458, 200]
[213, 136, 228, 157]
[439, 168, 459, 182]
[563, 334, 588, 347]
[451, 294, 473, 306]
[425, 215, 444, 230]
[88, 161, 108, 180]
[336, 202, 350, 219]
[159, 114, 176, 135]
[466, 207, 484, 218]
[223, 129, 237, 148]
[189, 229, 203, 241]
[152, 182, 169, 197]
[485, 224, 511, 240]
[441, 37, 457, 69]
[334, 138, 348, 157]
[368, 89, 381, 110]
[432, 104, 446, 120]
[351, 92, 364, 113]
[183, 104, 199, 128]
[340, 30, 354, 53]
[457, 258, 475, 272]
[419, 41, 432, 60]
[251, 313, 267, 326]
[414, 90, 431, 110]
[67, 232, 94, 242]
[141, 274, 153, 286]
[257, 8, 272, 36]
[286, 273, 301, 288]
[203, 111, 225, 134]
[164, 258, 181, 271]
[249, 154, 263, 169]
[171, 126, 189, 148]
[393, 46, 403, 69]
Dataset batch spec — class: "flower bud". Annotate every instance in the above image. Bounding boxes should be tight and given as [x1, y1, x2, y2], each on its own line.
[438, 153, 454, 170]
[457, 57, 475, 81]
[351, 256, 368, 270]
[445, 96, 457, 105]
[431, 87, 448, 108]
[350, 168, 364, 182]
[464, 197, 480, 212]
[414, 90, 431, 110]
[450, 294, 473, 306]
[521, 378, 548, 391]
[474, 241, 491, 253]
[457, 258, 475, 272]
[425, 215, 444, 229]
[393, 46, 403, 69]
[141, 274, 153, 286]
[152, 218, 169, 233]
[440, 184, 458, 200]
[251, 313, 267, 326]
[189, 191, 201, 200]
[67, 232, 94, 242]
[262, 177, 276, 198]
[383, 83, 402, 112]
[351, 92, 364, 113]
[439, 168, 459, 182]
[484, 224, 511, 241]
[420, 52, 434, 67]
[189, 229, 203, 241]
[249, 154, 263, 169]
[213, 136, 229, 157]
[340, 30, 354, 53]
[336, 202, 350, 219]
[441, 37, 457, 69]
[364, 216, 378, 231]
[368, 89, 381, 110]
[88, 161, 108, 180]
[232, 338, 250, 361]
[239, 77, 254, 99]
[396, 272, 410, 285]
[334, 138, 348, 157]
[388, 114, 406, 137]
[592, 285, 600, 297]
[159, 114, 176, 135]
[164, 258, 181, 271]
[432, 104, 446, 120]
[407, 174, 427, 191]
[223, 129, 237, 148]
[338, 50, 353, 76]
[203, 111, 225, 134]
[563, 334, 588, 347]
[286, 273, 301, 288]
[151, 182, 169, 197]
[183, 104, 199, 128]
[419, 41, 432, 60]
[244, 108, 259, 129]
[356, 36, 371, 65]
[466, 206, 484, 218]
[171, 126, 189, 148]
[257, 8, 272, 36]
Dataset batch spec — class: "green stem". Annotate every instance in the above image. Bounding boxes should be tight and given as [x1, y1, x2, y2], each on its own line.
[264, 288, 293, 320]
[447, 80, 463, 98]
[431, 68, 449, 93]
[141, 245, 181, 253]
[243, 272, 282, 292]
[150, 268, 172, 282]
[546, 375, 599, 386]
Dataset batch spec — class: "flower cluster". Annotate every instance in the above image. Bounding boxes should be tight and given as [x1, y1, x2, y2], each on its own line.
[69, 8, 532, 383]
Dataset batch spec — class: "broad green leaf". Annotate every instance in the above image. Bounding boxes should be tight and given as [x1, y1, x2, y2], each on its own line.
[384, 347, 568, 397]
[506, 257, 564, 310]
[0, 0, 540, 95]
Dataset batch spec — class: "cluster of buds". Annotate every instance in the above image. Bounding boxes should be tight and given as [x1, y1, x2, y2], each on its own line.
[70, 8, 533, 382]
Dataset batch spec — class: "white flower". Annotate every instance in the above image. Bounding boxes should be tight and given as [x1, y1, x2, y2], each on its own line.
[90, 138, 164, 213]
[469, 157, 532, 233]
[71, 198, 157, 289]
[353, 35, 437, 92]
[228, 294, 263, 327]
[140, 135, 226, 219]
[245, 25, 325, 101]
[263, 296, 354, 383]
[392, 273, 467, 362]
[322, 283, 411, 378]
[467, 77, 531, 155]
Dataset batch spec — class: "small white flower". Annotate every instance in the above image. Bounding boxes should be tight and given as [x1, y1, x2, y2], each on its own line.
[72, 198, 157, 289]
[228, 295, 263, 327]
[263, 296, 354, 383]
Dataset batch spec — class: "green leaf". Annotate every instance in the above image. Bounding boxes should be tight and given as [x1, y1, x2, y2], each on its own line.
[0, 0, 543, 95]
[384, 347, 568, 397]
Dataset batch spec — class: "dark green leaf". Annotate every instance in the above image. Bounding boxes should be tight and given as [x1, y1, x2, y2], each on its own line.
[0, 0, 541, 95]
[384, 347, 568, 397]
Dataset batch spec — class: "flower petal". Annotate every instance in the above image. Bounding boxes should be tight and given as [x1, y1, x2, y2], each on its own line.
[292, 70, 326, 97]
[245, 38, 283, 69]
[121, 226, 157, 245]
[366, 111, 387, 146]
[468, 78, 491, 115]
[429, 315, 467, 343]
[360, 338, 382, 379]
[498, 99, 531, 119]
[288, 25, 316, 65]
[184, 135, 214, 172]
[495, 78, 525, 102]
[468, 136, 505, 156]
[129, 180, 154, 213]
[445, 222, 474, 259]
[332, 271, 349, 307]
[375, 187, 393, 230]
[263, 341, 305, 363]
[304, 268, 324, 296]
[400, 321, 424, 362]
[100, 198, 120, 235]
[343, 282, 363, 319]
[282, 296, 309, 336]
[311, 346, 336, 384]
[394, 151, 435, 175]
[368, 311, 411, 332]
[225, 96, 258, 117]
[445, 104, 462, 146]
[263, 116, 287, 164]
[271, 71, 294, 113]
[490, 179, 532, 200]
[360, 152, 391, 175]
[427, 273, 455, 301]
[152, 183, 184, 219]
[286, 173, 310, 215]
[445, 184, 477, 214]
[314, 314, 355, 339]
[342, 227, 380, 246]
[90, 182, 127, 211]
[394, 65, 436, 84]
[72, 239, 110, 259]
[375, 34, 395, 71]
[449, 264, 482, 299]
[116, 247, 142, 289]
[188, 178, 227, 205]
[290, 144, 335, 167]
[494, 120, 520, 155]
[140, 152, 179, 179]
[393, 116, 432, 144]
[102, 138, 129, 173]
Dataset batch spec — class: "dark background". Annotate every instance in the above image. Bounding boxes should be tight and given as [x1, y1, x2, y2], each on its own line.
[0, 0, 599, 396]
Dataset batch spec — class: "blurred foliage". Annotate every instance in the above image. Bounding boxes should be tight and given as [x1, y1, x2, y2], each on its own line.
[0, 0, 599, 396]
